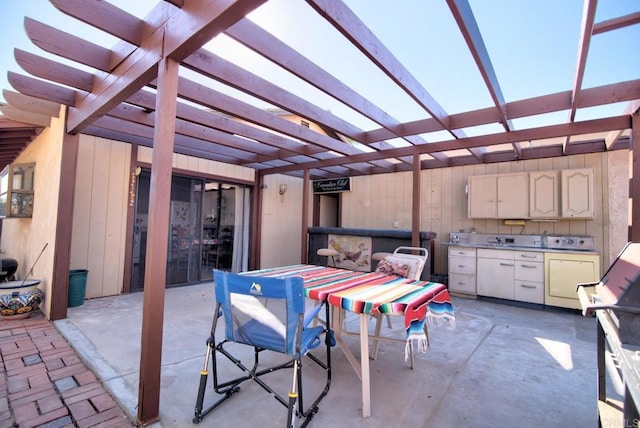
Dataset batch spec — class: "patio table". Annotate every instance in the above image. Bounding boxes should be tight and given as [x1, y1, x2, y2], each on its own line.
[241, 264, 455, 417]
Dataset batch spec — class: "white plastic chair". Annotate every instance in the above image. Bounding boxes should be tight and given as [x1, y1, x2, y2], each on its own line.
[371, 246, 429, 366]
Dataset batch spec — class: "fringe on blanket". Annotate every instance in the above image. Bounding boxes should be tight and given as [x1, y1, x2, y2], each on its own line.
[404, 332, 429, 362]
[427, 312, 457, 330]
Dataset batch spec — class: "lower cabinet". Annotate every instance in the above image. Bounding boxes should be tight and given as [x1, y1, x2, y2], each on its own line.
[450, 246, 599, 308]
[448, 246, 476, 295]
[514, 251, 544, 304]
[477, 249, 515, 299]
[477, 249, 544, 303]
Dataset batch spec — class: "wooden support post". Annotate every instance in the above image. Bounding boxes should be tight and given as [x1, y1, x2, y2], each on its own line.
[52, 115, 79, 321]
[412, 153, 421, 247]
[301, 169, 310, 263]
[631, 112, 640, 242]
[137, 56, 179, 425]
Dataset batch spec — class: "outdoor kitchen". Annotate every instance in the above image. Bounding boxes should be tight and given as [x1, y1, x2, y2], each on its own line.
[444, 232, 600, 310]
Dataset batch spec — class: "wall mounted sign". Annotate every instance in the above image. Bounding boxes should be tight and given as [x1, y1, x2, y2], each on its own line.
[312, 177, 351, 194]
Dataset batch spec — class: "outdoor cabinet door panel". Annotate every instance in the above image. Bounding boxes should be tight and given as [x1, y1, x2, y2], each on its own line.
[468, 175, 497, 218]
[477, 250, 515, 300]
[548, 259, 598, 299]
[514, 281, 544, 304]
[529, 171, 559, 218]
[449, 273, 476, 294]
[497, 173, 528, 219]
[561, 168, 594, 218]
[448, 255, 476, 275]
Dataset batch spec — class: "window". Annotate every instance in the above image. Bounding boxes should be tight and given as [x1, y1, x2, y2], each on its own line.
[0, 163, 35, 218]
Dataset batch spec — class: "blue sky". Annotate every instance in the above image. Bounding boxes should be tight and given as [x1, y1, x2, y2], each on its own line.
[0, 0, 638, 141]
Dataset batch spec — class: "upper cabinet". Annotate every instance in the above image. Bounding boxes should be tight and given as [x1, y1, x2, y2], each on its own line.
[529, 171, 559, 218]
[468, 168, 593, 220]
[560, 168, 594, 218]
[467, 173, 528, 219]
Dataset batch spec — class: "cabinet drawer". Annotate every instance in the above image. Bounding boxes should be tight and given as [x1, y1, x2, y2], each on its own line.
[448, 247, 476, 258]
[477, 248, 515, 259]
[449, 256, 476, 275]
[514, 281, 544, 304]
[515, 251, 543, 262]
[449, 273, 476, 295]
[515, 261, 543, 282]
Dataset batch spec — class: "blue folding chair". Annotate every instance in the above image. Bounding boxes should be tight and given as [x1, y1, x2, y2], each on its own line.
[194, 270, 332, 427]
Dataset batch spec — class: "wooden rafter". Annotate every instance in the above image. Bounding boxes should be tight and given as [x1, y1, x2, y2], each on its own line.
[2, 0, 637, 180]
[446, 0, 519, 158]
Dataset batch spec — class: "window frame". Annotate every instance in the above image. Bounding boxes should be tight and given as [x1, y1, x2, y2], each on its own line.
[0, 162, 36, 218]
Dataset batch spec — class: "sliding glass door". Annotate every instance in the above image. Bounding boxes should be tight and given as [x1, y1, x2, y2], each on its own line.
[131, 171, 250, 291]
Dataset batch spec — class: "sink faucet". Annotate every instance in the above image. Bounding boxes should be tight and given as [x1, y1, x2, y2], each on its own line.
[495, 237, 503, 245]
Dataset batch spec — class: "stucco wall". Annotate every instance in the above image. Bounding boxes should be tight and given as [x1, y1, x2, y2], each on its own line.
[258, 174, 306, 268]
[0, 108, 66, 318]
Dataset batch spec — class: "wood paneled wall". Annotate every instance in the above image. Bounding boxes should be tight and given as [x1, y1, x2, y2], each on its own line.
[341, 151, 629, 276]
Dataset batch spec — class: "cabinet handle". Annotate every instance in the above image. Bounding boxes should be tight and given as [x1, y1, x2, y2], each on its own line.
[520, 254, 537, 259]
[499, 262, 514, 266]
[520, 264, 537, 268]
[458, 265, 465, 268]
[520, 283, 537, 289]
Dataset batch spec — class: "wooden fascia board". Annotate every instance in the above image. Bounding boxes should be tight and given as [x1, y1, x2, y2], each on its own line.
[605, 99, 640, 149]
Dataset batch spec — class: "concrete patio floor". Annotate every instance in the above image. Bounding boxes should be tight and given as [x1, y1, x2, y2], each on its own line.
[54, 282, 607, 427]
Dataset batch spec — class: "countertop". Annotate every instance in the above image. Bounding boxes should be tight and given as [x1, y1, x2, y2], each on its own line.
[441, 241, 599, 254]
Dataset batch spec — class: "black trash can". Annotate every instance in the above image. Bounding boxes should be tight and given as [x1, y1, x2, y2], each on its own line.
[68, 269, 89, 307]
[430, 274, 448, 286]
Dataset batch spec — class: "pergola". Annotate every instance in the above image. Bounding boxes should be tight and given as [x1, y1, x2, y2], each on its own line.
[0, 0, 639, 424]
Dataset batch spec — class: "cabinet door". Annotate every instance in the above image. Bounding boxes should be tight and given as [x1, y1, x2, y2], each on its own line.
[514, 281, 544, 304]
[497, 173, 528, 218]
[448, 256, 476, 275]
[468, 175, 497, 218]
[561, 168, 594, 218]
[529, 171, 558, 218]
[477, 256, 515, 299]
[449, 273, 476, 294]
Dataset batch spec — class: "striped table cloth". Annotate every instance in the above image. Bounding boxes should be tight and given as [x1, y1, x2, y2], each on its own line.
[242, 264, 455, 352]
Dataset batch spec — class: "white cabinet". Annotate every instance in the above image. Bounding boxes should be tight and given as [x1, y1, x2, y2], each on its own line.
[529, 171, 559, 218]
[468, 173, 528, 219]
[476, 249, 515, 300]
[561, 168, 594, 218]
[514, 251, 544, 304]
[448, 246, 476, 295]
[468, 168, 593, 219]
[467, 175, 496, 218]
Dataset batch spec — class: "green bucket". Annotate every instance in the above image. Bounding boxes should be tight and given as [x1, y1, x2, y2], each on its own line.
[68, 269, 89, 307]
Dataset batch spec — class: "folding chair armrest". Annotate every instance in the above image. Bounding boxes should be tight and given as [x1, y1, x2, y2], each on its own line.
[303, 302, 325, 327]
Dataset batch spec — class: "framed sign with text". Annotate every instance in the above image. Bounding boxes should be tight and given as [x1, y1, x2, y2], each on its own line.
[312, 177, 351, 194]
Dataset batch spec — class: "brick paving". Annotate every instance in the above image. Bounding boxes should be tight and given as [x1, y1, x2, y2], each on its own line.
[0, 313, 135, 428]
